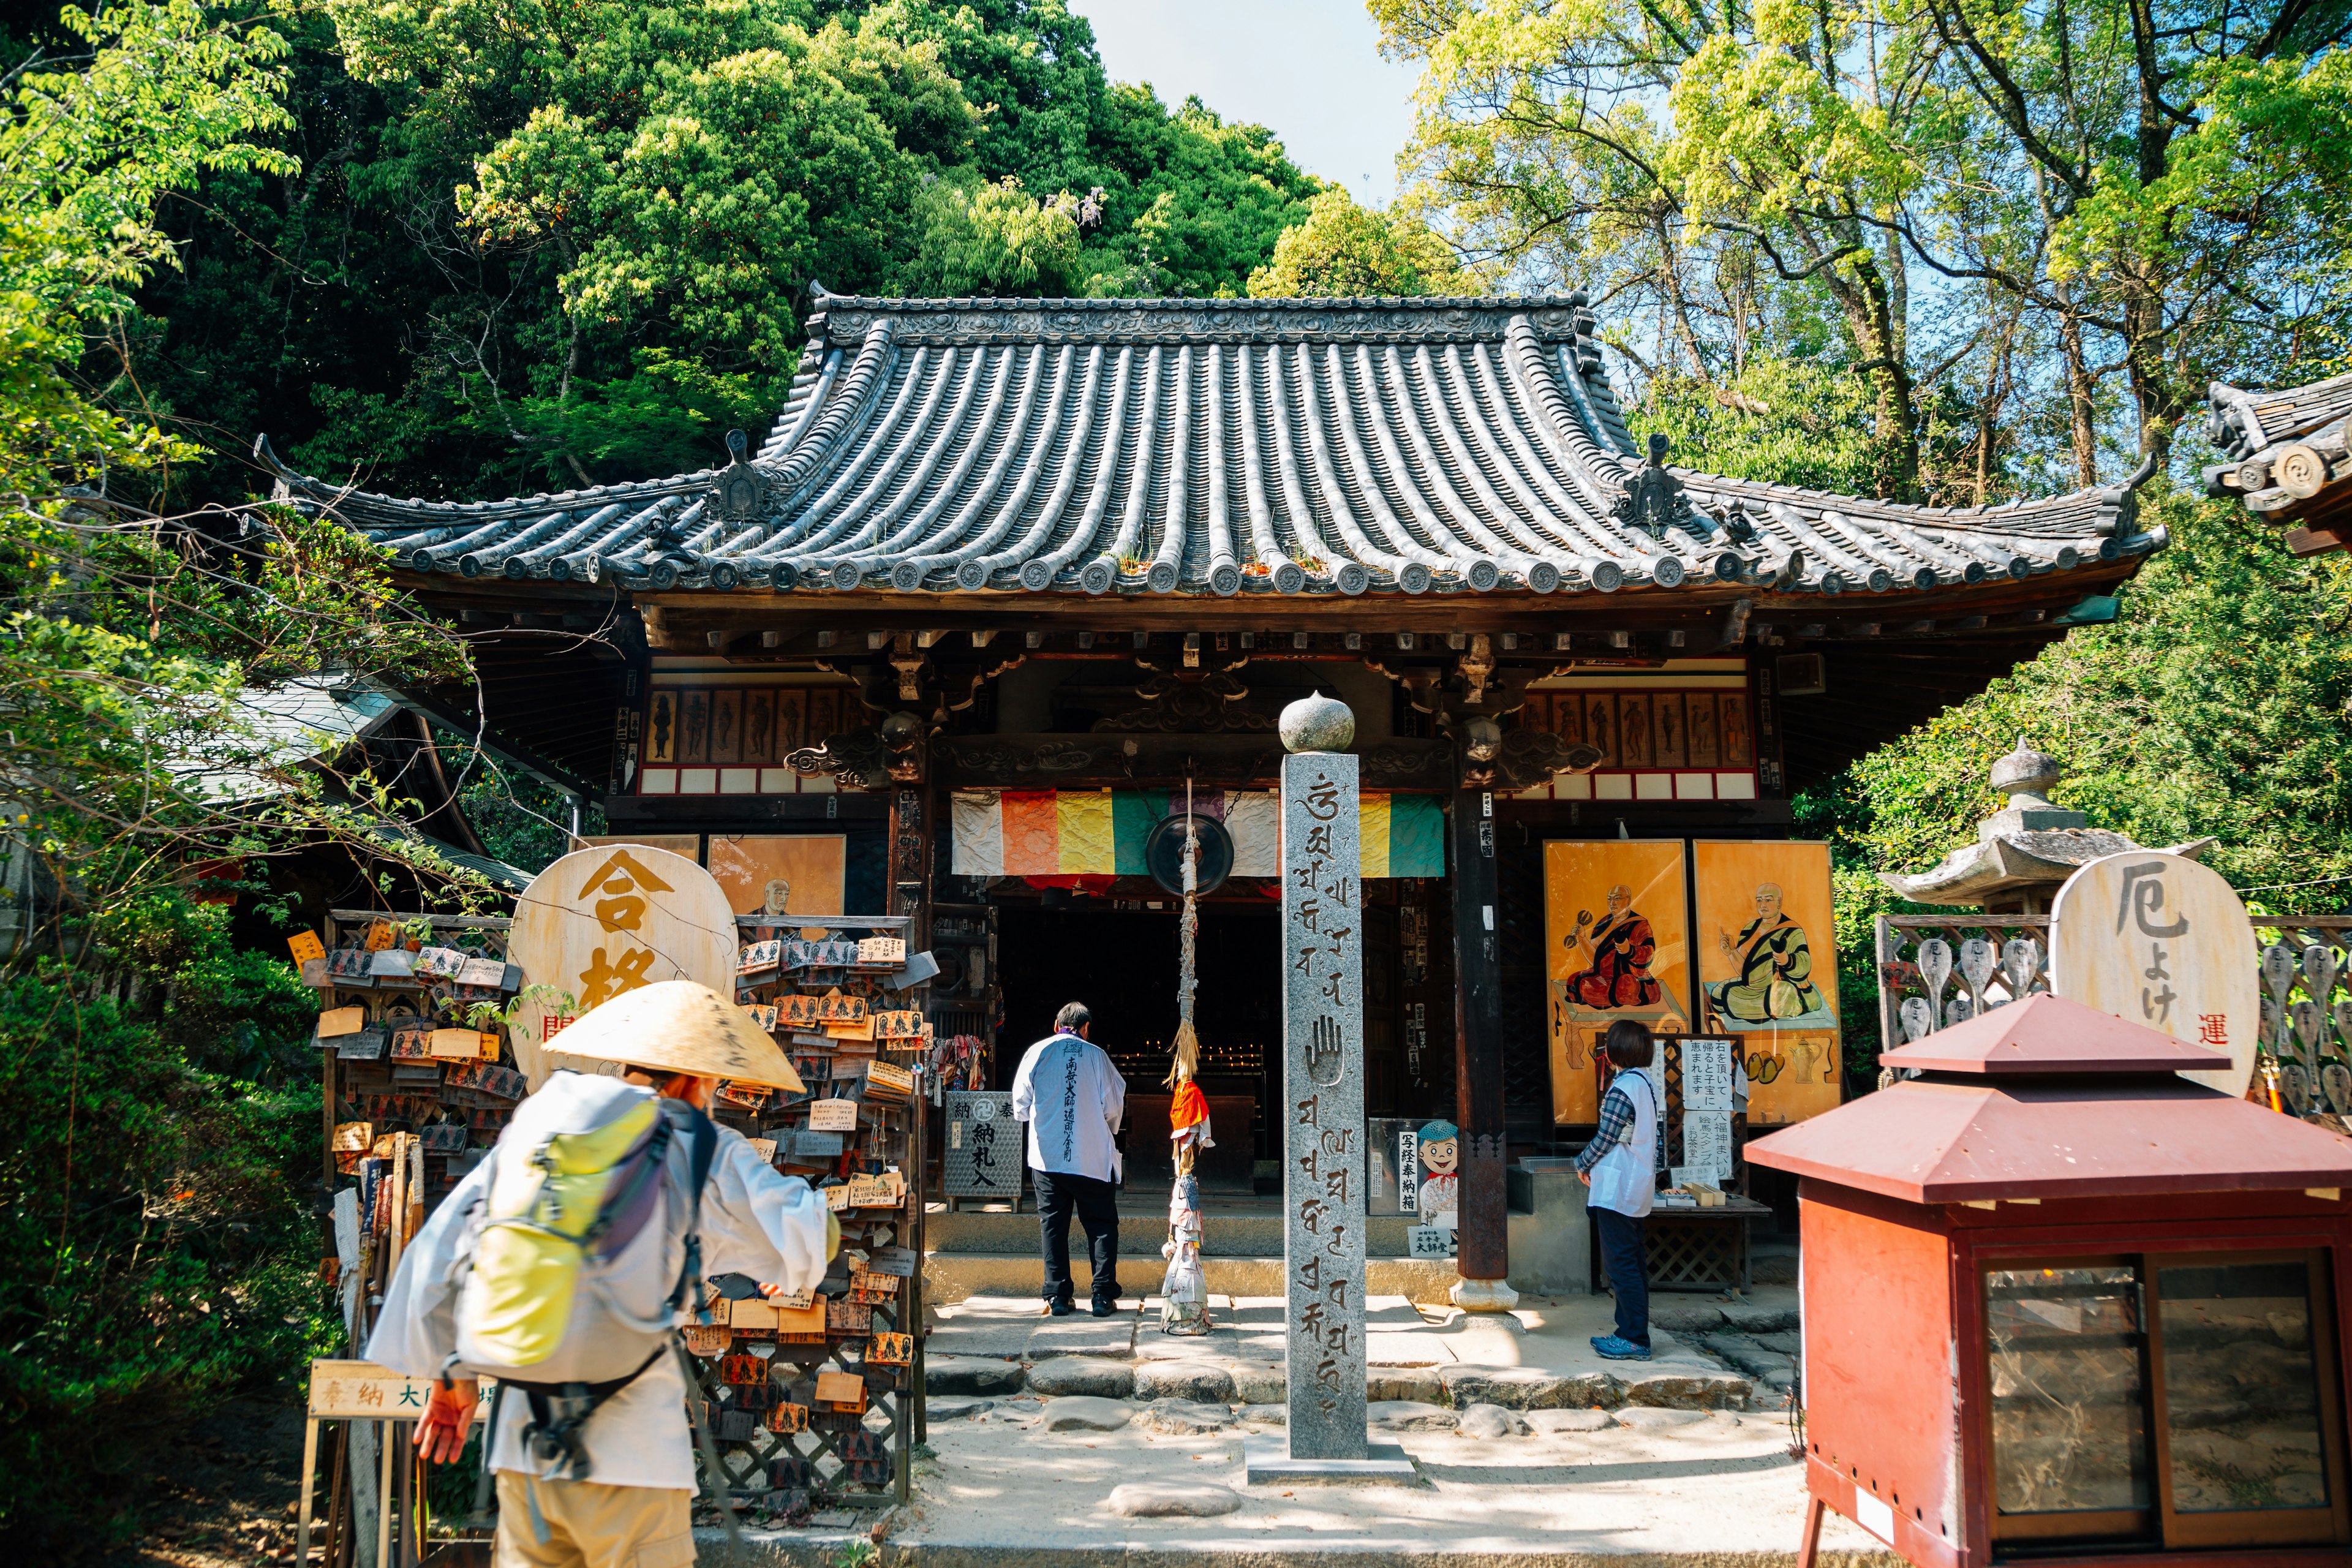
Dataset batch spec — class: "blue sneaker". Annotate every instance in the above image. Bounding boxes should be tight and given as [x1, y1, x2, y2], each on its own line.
[1593, 1335, 1651, 1361]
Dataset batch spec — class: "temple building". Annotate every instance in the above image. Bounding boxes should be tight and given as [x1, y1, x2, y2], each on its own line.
[266, 287, 2165, 1289]
[2206, 368, 2352, 554]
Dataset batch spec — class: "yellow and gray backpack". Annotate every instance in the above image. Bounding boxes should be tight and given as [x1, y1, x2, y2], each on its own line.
[450, 1072, 720, 1490]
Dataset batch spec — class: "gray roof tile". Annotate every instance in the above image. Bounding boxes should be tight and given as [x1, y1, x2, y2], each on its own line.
[263, 292, 2155, 597]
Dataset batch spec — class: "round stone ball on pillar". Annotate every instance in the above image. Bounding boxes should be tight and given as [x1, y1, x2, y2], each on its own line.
[1279, 691, 1355, 753]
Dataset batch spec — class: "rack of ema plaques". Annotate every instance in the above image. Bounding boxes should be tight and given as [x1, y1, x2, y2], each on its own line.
[680, 913, 930, 1518]
[298, 909, 530, 1568]
[306, 910, 529, 1234]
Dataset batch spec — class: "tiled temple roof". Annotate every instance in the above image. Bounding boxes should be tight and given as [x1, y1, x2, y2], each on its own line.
[263, 289, 2160, 598]
[2206, 369, 2352, 549]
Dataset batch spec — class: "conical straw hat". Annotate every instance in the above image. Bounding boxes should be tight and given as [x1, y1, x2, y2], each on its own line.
[551, 980, 805, 1092]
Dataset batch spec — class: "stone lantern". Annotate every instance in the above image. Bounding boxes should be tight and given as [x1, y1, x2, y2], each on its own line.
[1879, 740, 2210, 916]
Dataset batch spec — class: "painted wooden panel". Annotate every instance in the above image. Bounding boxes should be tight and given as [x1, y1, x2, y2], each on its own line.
[1545, 840, 1693, 1123]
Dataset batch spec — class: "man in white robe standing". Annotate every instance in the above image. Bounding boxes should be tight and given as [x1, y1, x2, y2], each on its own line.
[1010, 1001, 1126, 1316]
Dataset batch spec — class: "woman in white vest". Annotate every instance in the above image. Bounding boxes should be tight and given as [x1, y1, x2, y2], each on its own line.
[1575, 1020, 1661, 1360]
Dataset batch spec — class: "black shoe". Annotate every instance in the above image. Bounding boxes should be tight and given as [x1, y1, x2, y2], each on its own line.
[1090, 1299, 1117, 1317]
[1048, 1300, 1076, 1317]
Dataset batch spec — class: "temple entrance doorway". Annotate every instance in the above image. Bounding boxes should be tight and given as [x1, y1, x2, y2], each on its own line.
[995, 900, 1278, 1193]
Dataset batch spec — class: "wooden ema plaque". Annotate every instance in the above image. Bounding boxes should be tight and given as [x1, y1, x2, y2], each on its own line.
[809, 1099, 859, 1132]
[813, 1370, 865, 1412]
[844, 1172, 903, 1209]
[428, 1028, 494, 1059]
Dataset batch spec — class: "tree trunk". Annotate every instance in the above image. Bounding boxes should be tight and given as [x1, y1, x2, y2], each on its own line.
[1837, 251, 1923, 501]
[2059, 302, 2098, 488]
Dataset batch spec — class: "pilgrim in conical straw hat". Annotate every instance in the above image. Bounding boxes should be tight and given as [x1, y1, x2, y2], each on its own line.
[549, 979, 804, 1092]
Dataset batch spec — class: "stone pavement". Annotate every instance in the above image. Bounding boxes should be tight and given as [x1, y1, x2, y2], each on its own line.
[699, 1385, 1893, 1567]
[696, 1286, 1885, 1564]
[922, 1290, 1785, 1412]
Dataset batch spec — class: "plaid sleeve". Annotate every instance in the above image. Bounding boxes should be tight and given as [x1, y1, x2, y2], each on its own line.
[1577, 1083, 1637, 1174]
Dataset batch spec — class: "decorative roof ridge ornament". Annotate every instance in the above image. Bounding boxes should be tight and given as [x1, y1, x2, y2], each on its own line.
[712, 428, 769, 522]
[1618, 432, 1684, 540]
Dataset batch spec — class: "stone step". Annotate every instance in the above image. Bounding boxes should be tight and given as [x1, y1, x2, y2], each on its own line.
[929, 1206, 1432, 1257]
[922, 1251, 1463, 1306]
[924, 1352, 1755, 1412]
[927, 1182, 1624, 1297]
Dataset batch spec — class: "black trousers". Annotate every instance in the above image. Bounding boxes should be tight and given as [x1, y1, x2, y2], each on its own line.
[1594, 1206, 1651, 1346]
[1034, 1169, 1120, 1306]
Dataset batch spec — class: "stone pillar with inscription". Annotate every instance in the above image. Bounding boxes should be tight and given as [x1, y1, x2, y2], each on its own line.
[1247, 693, 1412, 1483]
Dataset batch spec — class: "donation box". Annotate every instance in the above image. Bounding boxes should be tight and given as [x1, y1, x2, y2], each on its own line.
[1749, 992, 2352, 1566]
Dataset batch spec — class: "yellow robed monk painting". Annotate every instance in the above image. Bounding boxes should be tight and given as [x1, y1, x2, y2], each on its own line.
[1544, 840, 1692, 1123]
[1693, 840, 1842, 1125]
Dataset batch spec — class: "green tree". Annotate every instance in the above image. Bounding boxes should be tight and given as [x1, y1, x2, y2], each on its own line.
[1842, 491, 2352, 894]
[1, 0, 293, 496]
[899, 175, 1087, 296]
[1801, 488, 2352, 1073]
[0, 4, 488, 1547]
[103, 0, 1321, 505]
[1103, 94, 1320, 297]
[1246, 187, 1472, 297]
[1628, 358, 1880, 496]
[332, 0, 976, 369]
[1374, 0, 2352, 498]
[842, 4, 1322, 295]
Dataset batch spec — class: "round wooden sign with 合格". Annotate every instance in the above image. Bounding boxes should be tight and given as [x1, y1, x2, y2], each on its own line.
[505, 843, 737, 1088]
[2049, 850, 2258, 1096]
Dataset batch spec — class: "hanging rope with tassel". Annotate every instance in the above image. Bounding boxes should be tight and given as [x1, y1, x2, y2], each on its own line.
[1161, 777, 1213, 1334]
[1167, 775, 1200, 1088]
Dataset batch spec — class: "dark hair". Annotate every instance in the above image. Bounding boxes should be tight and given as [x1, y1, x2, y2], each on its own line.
[1602, 1020, 1655, 1069]
[1055, 1001, 1091, 1033]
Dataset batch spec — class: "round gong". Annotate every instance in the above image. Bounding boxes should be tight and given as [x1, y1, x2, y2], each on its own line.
[1144, 813, 1235, 896]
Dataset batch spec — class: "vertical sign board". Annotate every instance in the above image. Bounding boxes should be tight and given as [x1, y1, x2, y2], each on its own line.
[506, 844, 738, 1088]
[2051, 851, 2259, 1098]
[943, 1090, 1023, 1204]
[1678, 1038, 1738, 1185]
[1282, 745, 1368, 1461]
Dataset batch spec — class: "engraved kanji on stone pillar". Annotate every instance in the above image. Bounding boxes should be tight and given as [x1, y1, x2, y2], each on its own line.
[1280, 693, 1367, 1459]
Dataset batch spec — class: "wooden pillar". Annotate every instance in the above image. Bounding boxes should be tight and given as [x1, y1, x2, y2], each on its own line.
[1753, 657, 1786, 799]
[888, 783, 930, 937]
[1449, 785, 1513, 1305]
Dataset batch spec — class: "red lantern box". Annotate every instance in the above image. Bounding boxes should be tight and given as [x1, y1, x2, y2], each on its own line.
[1747, 993, 2352, 1566]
